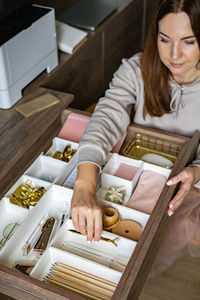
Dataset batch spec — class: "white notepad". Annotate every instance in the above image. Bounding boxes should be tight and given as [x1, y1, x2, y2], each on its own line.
[56, 21, 88, 54]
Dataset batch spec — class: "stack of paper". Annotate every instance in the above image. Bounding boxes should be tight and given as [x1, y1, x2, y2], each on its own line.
[56, 20, 88, 54]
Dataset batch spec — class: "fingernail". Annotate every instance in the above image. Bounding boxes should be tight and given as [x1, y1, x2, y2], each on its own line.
[169, 204, 173, 208]
[168, 211, 174, 217]
[167, 180, 173, 186]
[87, 241, 91, 243]
[94, 241, 98, 244]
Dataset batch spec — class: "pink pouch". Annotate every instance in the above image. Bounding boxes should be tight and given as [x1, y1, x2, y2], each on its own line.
[58, 113, 90, 143]
[127, 170, 167, 214]
[58, 112, 126, 153]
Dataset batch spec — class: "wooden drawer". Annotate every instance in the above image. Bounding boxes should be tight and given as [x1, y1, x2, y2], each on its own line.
[0, 118, 199, 300]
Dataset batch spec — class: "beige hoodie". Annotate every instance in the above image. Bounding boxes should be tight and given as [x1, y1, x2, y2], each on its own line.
[77, 53, 200, 184]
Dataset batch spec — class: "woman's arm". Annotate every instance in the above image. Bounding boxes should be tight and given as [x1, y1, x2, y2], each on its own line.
[70, 56, 141, 240]
[71, 162, 102, 241]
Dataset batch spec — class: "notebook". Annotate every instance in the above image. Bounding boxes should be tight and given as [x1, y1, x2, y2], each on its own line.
[57, 0, 117, 31]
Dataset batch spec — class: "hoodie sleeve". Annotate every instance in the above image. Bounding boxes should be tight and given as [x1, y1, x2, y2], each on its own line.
[77, 55, 142, 169]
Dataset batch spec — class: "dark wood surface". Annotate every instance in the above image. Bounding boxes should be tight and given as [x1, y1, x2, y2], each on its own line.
[142, 0, 159, 45]
[103, 0, 143, 89]
[27, 0, 160, 111]
[41, 34, 103, 110]
[0, 265, 81, 300]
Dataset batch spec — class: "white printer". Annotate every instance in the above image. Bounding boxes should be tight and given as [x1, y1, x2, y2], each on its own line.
[0, 3, 58, 109]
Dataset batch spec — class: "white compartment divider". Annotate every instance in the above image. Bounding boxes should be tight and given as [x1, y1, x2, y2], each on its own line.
[0, 185, 73, 268]
[142, 161, 171, 179]
[102, 153, 142, 177]
[45, 137, 78, 157]
[30, 246, 122, 284]
[24, 154, 70, 185]
[50, 219, 136, 264]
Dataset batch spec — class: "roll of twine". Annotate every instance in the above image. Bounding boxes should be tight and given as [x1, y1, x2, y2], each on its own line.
[103, 206, 120, 230]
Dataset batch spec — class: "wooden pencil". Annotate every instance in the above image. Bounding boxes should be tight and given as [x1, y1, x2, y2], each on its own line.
[46, 274, 111, 299]
[55, 262, 117, 287]
[51, 265, 116, 292]
[45, 278, 100, 300]
[49, 269, 114, 296]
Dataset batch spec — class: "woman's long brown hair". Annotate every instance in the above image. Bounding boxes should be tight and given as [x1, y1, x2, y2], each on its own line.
[141, 0, 200, 118]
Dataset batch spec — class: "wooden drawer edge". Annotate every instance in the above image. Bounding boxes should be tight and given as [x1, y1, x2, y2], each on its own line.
[112, 130, 200, 299]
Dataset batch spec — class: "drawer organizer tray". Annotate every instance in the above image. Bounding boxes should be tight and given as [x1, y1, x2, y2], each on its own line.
[0, 123, 199, 300]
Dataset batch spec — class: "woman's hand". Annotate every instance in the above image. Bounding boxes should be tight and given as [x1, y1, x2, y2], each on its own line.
[71, 163, 102, 242]
[167, 166, 200, 216]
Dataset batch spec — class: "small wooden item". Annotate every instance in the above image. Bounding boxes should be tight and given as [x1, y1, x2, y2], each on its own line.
[15, 93, 60, 117]
[112, 220, 142, 242]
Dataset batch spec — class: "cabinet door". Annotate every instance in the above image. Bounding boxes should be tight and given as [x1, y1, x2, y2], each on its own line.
[142, 0, 160, 43]
[103, 0, 143, 90]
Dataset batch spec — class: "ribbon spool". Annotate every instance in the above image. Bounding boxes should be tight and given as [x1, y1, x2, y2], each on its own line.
[103, 206, 120, 231]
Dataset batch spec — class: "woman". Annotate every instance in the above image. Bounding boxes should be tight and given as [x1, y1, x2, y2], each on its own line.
[71, 0, 200, 276]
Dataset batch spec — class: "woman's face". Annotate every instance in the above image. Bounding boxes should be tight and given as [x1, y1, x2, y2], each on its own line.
[157, 12, 200, 84]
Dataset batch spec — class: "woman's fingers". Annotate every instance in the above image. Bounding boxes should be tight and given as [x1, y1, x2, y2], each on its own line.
[167, 184, 188, 215]
[167, 167, 195, 216]
[86, 211, 95, 241]
[71, 189, 102, 241]
[78, 212, 87, 236]
[71, 206, 102, 241]
[93, 208, 103, 242]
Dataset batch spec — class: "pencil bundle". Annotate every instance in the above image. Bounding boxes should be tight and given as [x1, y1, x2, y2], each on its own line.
[44, 262, 117, 299]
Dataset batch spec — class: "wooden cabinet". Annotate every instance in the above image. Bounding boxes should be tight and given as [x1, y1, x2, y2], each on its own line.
[103, 0, 143, 89]
[31, 0, 145, 110]
[0, 116, 199, 299]
[40, 34, 103, 110]
[142, 0, 160, 44]
[20, 0, 158, 110]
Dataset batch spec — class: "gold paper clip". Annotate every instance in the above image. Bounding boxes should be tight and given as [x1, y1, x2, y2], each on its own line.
[68, 229, 119, 247]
